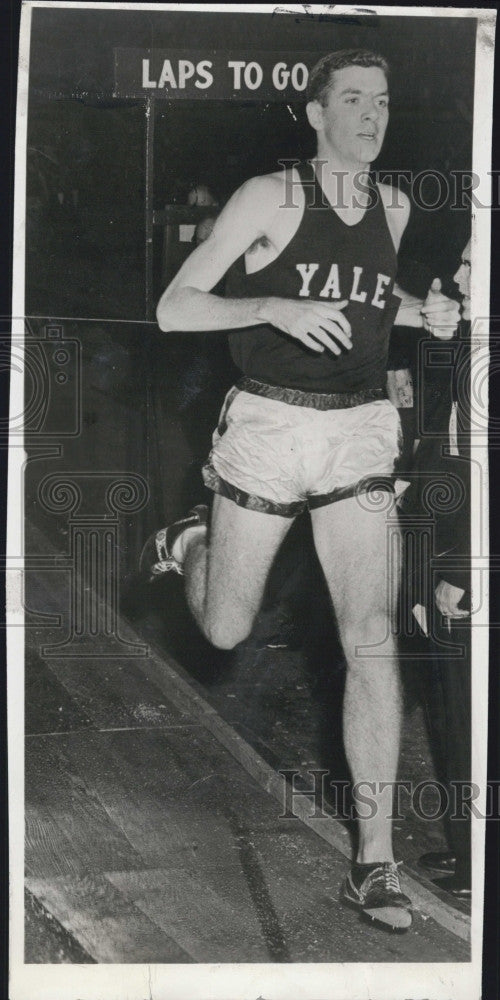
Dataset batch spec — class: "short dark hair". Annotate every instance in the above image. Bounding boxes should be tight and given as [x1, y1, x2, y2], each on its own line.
[307, 49, 389, 106]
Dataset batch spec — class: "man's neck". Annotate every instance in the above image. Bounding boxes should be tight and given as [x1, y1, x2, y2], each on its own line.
[312, 149, 372, 212]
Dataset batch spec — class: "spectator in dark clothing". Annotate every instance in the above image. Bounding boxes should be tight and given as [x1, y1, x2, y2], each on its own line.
[401, 241, 472, 897]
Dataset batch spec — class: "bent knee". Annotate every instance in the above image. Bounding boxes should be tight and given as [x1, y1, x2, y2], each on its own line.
[205, 617, 253, 650]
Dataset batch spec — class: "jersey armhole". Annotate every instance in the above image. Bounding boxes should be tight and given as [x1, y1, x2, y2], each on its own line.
[242, 167, 306, 277]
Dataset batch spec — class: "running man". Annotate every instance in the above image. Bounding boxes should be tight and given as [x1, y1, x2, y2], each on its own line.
[142, 50, 460, 930]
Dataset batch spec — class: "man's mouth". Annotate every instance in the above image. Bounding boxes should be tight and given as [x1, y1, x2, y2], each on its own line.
[358, 132, 377, 140]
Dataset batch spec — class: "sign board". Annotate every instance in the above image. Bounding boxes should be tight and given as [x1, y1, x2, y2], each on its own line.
[113, 49, 321, 100]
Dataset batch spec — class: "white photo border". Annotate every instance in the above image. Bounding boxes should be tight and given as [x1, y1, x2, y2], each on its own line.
[8, 4, 496, 999]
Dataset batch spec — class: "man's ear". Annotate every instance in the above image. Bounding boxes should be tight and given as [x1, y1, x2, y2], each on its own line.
[306, 100, 323, 133]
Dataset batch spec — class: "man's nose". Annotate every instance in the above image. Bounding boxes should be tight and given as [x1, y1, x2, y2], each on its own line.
[362, 104, 379, 120]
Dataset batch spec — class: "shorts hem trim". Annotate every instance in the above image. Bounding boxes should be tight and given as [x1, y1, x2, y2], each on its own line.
[308, 475, 396, 509]
[203, 464, 395, 515]
[202, 463, 305, 517]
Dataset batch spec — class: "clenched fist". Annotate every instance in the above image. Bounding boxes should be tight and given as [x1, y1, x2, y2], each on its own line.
[421, 278, 461, 340]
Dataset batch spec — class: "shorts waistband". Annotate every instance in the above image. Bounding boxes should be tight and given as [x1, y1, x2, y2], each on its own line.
[236, 377, 387, 410]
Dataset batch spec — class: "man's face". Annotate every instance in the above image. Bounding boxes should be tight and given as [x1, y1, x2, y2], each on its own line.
[309, 65, 389, 166]
[454, 240, 471, 320]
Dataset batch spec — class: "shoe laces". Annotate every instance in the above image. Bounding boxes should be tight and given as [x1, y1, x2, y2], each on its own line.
[369, 861, 403, 895]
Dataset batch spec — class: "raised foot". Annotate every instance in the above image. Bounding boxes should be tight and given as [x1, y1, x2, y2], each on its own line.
[139, 505, 208, 581]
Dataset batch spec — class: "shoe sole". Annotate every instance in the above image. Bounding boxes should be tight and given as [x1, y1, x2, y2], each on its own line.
[363, 905, 413, 930]
[342, 888, 413, 932]
[138, 534, 157, 581]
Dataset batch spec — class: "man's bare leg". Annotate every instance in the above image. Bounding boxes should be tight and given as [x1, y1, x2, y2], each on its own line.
[179, 494, 293, 650]
[311, 493, 401, 863]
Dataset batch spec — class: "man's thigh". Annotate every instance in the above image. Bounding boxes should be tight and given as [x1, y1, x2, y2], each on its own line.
[310, 492, 400, 629]
[205, 494, 293, 626]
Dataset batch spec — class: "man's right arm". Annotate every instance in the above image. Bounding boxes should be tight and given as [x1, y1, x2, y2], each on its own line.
[156, 176, 278, 333]
[156, 174, 352, 356]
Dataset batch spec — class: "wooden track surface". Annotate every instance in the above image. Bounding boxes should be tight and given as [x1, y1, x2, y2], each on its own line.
[24, 611, 470, 964]
[21, 525, 471, 964]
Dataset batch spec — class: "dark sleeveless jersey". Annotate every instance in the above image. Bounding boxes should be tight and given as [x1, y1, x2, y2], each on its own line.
[226, 162, 401, 393]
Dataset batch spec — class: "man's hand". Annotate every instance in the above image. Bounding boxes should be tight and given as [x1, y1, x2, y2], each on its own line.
[421, 278, 461, 340]
[264, 298, 352, 355]
[435, 579, 469, 618]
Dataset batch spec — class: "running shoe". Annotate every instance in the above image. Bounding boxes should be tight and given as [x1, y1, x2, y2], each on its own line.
[342, 861, 413, 930]
[139, 505, 208, 581]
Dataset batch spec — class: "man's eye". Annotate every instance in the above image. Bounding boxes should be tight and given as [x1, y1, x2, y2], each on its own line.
[377, 100, 388, 108]
[346, 97, 358, 104]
